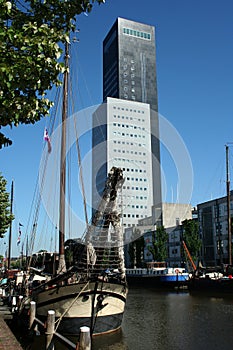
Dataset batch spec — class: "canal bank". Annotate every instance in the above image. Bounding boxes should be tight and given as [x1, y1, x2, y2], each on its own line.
[0, 297, 23, 350]
[0, 318, 23, 350]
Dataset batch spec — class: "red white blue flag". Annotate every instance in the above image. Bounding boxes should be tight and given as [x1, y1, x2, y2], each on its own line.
[17, 224, 22, 246]
[44, 128, 52, 153]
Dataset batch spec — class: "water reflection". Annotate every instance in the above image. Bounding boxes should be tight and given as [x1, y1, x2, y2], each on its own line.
[20, 287, 233, 350]
[118, 287, 233, 350]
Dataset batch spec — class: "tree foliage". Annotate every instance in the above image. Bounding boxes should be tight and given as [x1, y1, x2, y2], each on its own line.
[0, 0, 105, 146]
[0, 173, 14, 238]
[182, 219, 201, 263]
[147, 226, 168, 262]
[128, 229, 144, 268]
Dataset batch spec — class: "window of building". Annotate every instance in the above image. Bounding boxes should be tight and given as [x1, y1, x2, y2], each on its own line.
[123, 27, 151, 41]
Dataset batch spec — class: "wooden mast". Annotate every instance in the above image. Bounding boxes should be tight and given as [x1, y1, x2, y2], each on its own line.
[226, 145, 232, 265]
[57, 41, 69, 273]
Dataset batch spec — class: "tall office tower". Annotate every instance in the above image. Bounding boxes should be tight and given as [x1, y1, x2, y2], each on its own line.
[92, 18, 162, 228]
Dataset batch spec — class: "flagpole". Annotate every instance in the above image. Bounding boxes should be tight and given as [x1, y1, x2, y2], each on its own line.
[8, 180, 13, 270]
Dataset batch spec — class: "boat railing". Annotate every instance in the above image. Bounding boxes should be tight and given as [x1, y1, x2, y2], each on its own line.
[126, 268, 147, 275]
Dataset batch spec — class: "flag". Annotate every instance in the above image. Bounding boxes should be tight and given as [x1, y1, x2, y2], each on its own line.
[17, 224, 22, 246]
[17, 237, 21, 246]
[44, 128, 52, 153]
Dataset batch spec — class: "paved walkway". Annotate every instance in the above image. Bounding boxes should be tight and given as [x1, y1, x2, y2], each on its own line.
[0, 314, 23, 350]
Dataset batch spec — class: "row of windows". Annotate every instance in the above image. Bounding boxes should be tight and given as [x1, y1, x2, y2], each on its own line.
[123, 186, 147, 191]
[119, 204, 148, 209]
[113, 123, 145, 130]
[126, 177, 147, 182]
[113, 115, 146, 122]
[113, 149, 146, 156]
[112, 106, 145, 114]
[123, 221, 147, 227]
[113, 140, 147, 148]
[123, 27, 151, 40]
[123, 214, 148, 219]
[122, 194, 148, 200]
[114, 157, 147, 164]
[124, 214, 140, 218]
[124, 194, 148, 200]
[113, 131, 146, 139]
[122, 167, 146, 173]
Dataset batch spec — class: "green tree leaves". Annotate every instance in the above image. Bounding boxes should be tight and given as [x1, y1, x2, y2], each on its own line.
[0, 174, 14, 238]
[148, 226, 168, 262]
[182, 219, 201, 263]
[0, 0, 105, 146]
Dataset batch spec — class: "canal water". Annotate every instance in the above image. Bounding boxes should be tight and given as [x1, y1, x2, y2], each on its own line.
[16, 287, 233, 350]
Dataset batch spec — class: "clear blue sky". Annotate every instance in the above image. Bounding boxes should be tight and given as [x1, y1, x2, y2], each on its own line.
[1, 0, 233, 256]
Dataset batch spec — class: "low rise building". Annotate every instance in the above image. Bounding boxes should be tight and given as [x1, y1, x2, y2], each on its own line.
[197, 191, 233, 266]
[124, 202, 192, 267]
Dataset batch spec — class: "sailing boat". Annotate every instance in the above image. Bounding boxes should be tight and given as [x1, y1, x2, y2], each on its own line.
[188, 145, 233, 295]
[21, 41, 128, 335]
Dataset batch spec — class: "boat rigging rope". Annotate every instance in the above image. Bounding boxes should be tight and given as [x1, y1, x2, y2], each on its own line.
[26, 87, 61, 266]
[69, 68, 89, 228]
[54, 280, 89, 332]
[91, 280, 105, 333]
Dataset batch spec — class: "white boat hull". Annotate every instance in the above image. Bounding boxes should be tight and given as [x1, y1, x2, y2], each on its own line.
[32, 280, 127, 335]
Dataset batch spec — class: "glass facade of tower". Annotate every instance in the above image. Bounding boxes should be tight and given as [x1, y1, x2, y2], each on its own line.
[103, 18, 158, 111]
